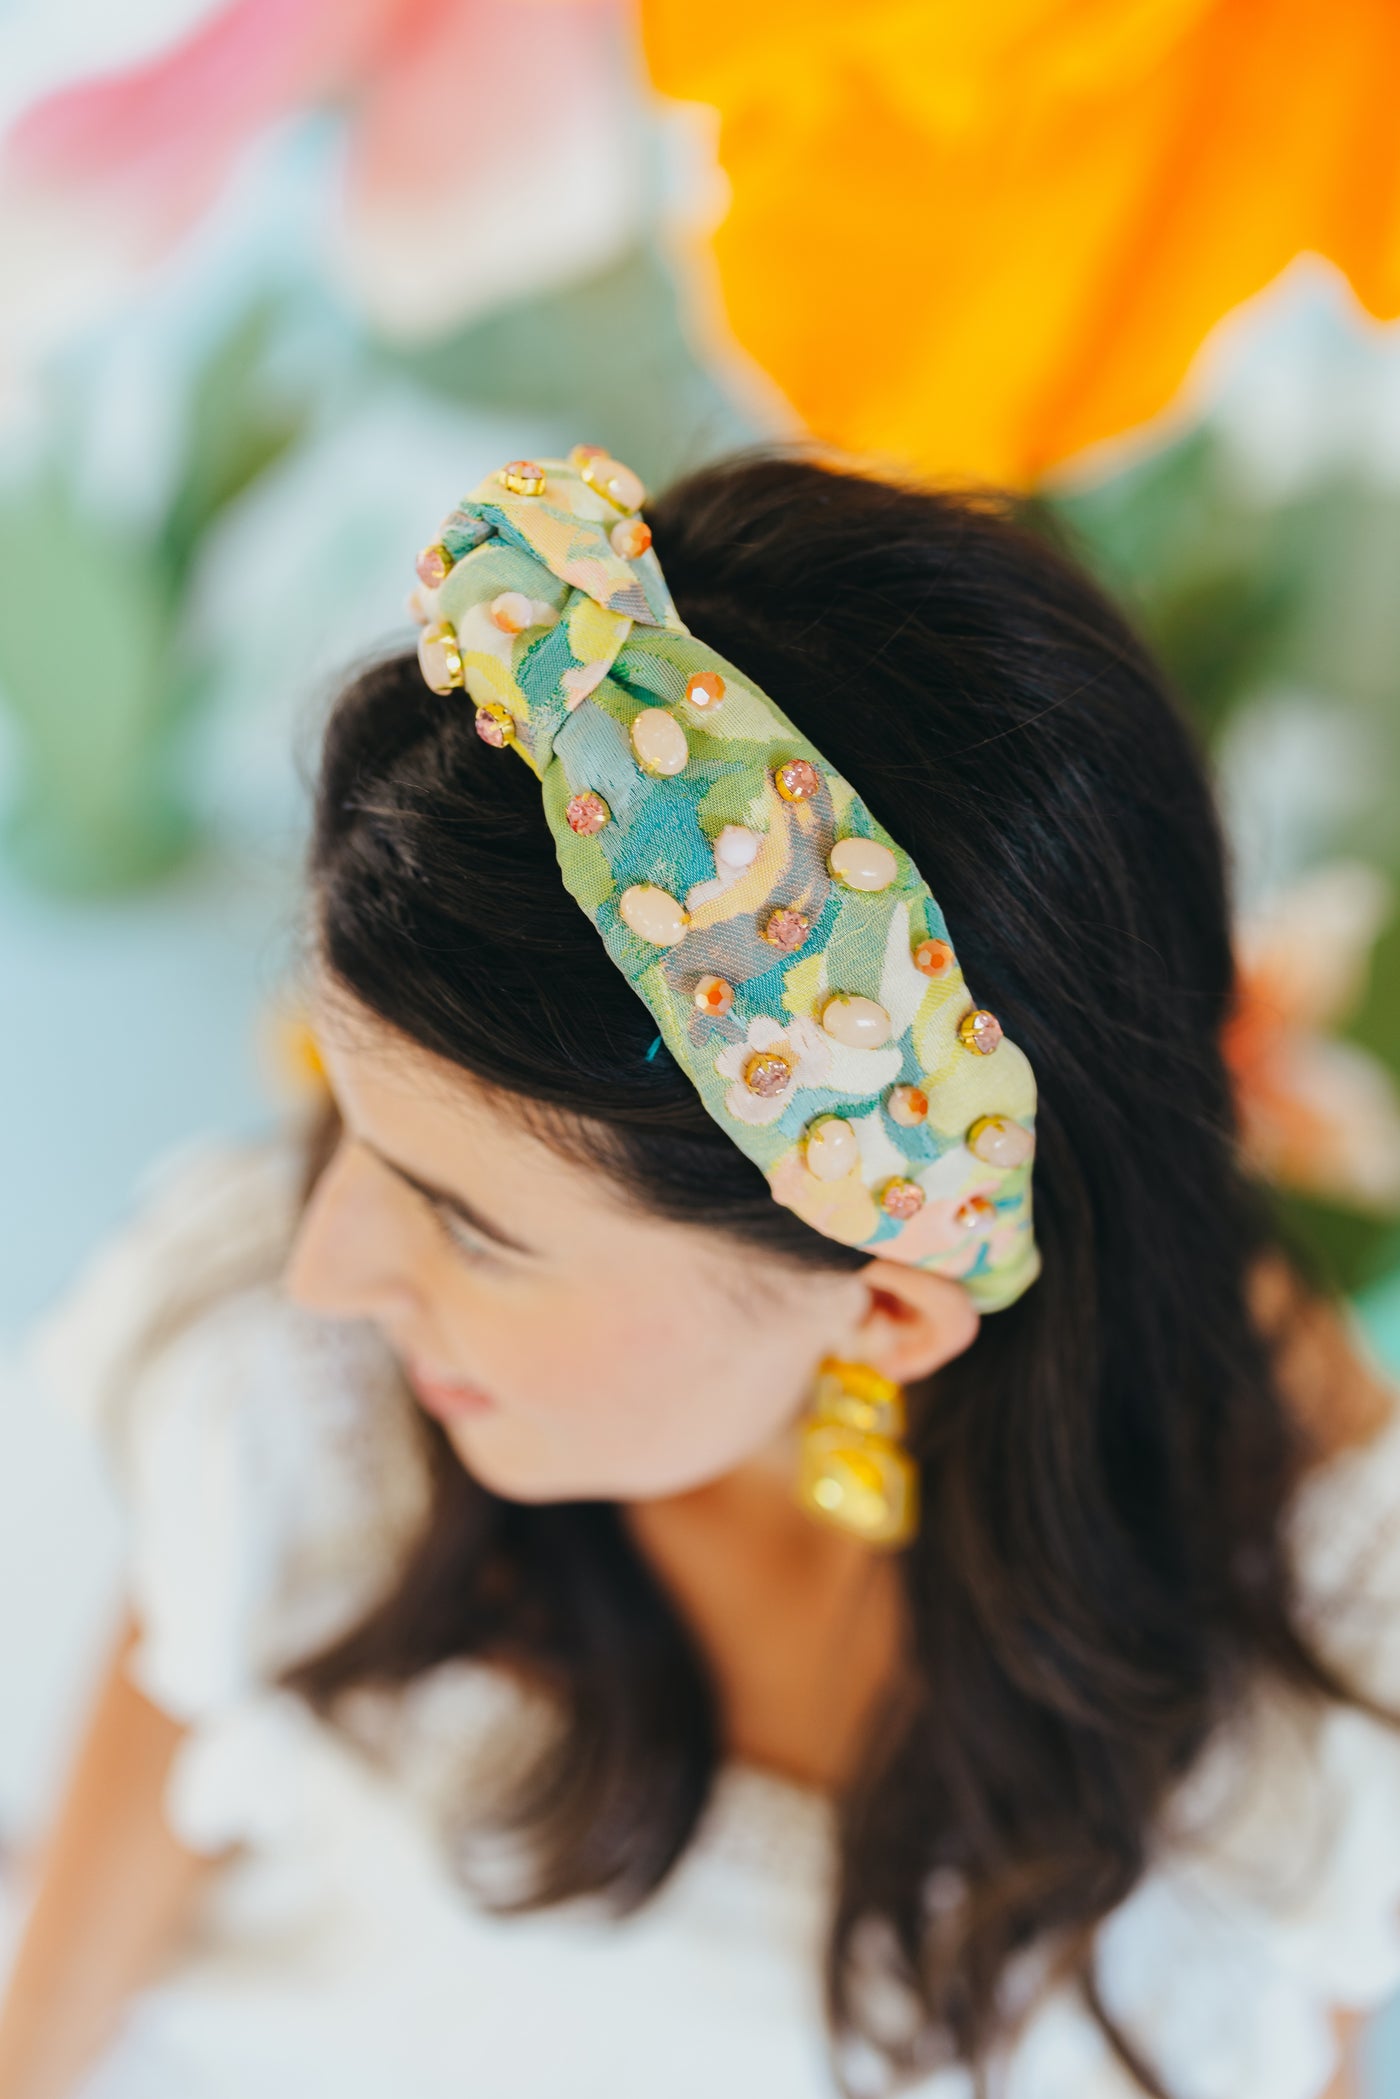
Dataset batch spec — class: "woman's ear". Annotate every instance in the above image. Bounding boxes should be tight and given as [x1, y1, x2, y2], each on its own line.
[840, 1260, 981, 1385]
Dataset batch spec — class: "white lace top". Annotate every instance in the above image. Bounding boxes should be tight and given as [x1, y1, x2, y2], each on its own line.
[25, 1133, 1400, 2099]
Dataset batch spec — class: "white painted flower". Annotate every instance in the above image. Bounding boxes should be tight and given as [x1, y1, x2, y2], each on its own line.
[715, 1014, 832, 1126]
[821, 1035, 905, 1102]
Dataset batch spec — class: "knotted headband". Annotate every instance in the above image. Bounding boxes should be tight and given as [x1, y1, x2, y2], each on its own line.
[409, 449, 1041, 1313]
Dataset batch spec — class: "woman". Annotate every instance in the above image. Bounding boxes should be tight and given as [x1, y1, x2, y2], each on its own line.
[1, 448, 1397, 2099]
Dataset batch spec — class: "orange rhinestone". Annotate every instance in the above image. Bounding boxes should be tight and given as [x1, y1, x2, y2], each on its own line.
[914, 939, 954, 977]
[490, 590, 534, 634]
[685, 670, 726, 711]
[888, 1084, 929, 1128]
[693, 975, 735, 1018]
[955, 1194, 997, 1232]
[610, 517, 653, 559]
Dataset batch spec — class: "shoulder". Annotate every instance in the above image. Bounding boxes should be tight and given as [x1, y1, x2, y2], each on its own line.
[27, 1128, 432, 1722]
[28, 1130, 304, 1441]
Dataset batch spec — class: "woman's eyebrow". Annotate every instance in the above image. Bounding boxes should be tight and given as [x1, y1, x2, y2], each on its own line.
[361, 1142, 537, 1256]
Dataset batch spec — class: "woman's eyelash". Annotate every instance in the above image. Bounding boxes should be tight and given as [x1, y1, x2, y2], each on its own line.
[420, 1194, 501, 1267]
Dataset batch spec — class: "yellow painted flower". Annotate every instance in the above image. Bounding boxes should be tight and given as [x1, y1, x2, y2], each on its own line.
[770, 1147, 881, 1246]
[641, 0, 1400, 482]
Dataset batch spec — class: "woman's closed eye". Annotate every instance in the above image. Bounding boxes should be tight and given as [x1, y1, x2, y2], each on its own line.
[348, 1135, 534, 1271]
[419, 1191, 509, 1270]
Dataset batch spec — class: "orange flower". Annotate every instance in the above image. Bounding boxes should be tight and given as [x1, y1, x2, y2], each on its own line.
[1224, 862, 1400, 1212]
[641, 0, 1400, 483]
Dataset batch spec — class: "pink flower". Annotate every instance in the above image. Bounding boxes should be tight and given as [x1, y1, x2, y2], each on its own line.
[872, 1187, 1020, 1275]
[0, 0, 634, 373]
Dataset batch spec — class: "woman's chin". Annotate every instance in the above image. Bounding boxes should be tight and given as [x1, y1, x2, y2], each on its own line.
[440, 1416, 591, 1502]
[439, 1416, 731, 1507]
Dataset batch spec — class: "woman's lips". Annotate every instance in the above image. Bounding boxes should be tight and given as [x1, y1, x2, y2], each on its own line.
[404, 1357, 497, 1421]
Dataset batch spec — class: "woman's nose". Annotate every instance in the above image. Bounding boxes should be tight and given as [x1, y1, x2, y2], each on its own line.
[282, 1141, 420, 1327]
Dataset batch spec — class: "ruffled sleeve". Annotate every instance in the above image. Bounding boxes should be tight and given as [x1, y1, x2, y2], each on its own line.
[1074, 1391, 1400, 2099]
[890, 1383, 1400, 2099]
[25, 1131, 431, 1729]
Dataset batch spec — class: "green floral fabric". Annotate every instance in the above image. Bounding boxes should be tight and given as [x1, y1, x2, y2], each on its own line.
[412, 454, 1040, 1312]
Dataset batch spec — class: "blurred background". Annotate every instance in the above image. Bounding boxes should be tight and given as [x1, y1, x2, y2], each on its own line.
[0, 1, 1397, 2083]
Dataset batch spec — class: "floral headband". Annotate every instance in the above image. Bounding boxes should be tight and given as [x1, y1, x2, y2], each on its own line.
[410, 450, 1041, 1313]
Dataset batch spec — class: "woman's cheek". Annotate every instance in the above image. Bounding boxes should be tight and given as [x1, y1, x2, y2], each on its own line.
[432, 1277, 635, 1421]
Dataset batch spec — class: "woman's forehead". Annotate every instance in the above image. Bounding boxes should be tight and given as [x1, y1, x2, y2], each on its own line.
[308, 979, 704, 1263]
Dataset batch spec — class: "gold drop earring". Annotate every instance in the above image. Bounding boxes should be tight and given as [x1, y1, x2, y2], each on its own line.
[796, 1357, 919, 1549]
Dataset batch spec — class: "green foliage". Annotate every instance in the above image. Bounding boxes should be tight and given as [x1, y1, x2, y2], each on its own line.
[1351, 905, 1400, 1072]
[1273, 1186, 1400, 1297]
[1051, 433, 1400, 853]
[1047, 428, 1400, 1290]
[1051, 434, 1299, 736]
[386, 242, 758, 491]
[0, 474, 189, 889]
[159, 302, 312, 591]
[0, 299, 313, 894]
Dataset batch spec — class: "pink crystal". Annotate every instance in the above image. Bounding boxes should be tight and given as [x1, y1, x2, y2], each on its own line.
[415, 542, 452, 589]
[881, 1179, 925, 1221]
[763, 907, 810, 951]
[474, 708, 510, 748]
[500, 459, 546, 490]
[565, 791, 610, 836]
[775, 758, 821, 802]
[744, 1051, 793, 1098]
[959, 1008, 1004, 1055]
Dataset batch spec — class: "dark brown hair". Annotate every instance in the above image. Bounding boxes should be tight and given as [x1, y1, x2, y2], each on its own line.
[291, 450, 1359, 2093]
